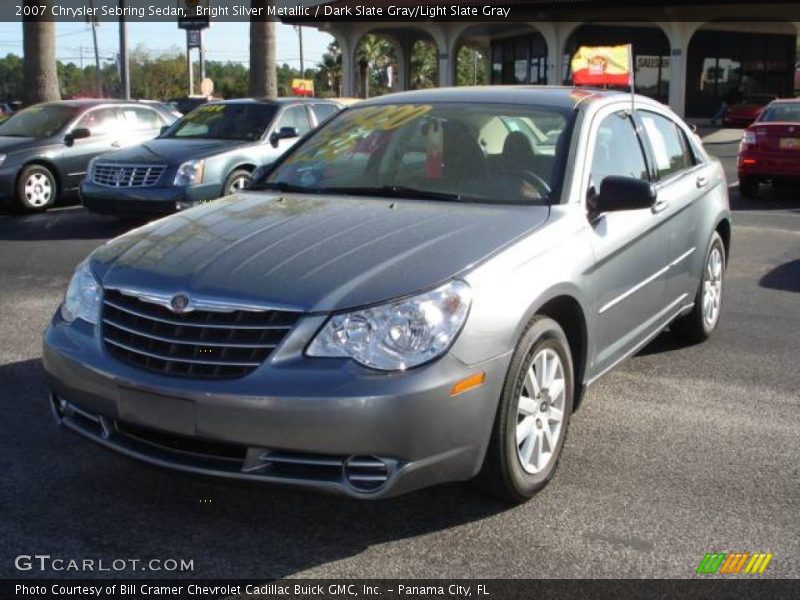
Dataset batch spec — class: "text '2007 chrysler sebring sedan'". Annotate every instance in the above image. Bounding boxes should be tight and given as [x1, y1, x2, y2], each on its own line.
[44, 88, 730, 502]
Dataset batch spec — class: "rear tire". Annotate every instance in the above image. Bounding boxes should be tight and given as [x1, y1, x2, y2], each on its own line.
[223, 169, 252, 195]
[671, 232, 726, 344]
[16, 164, 57, 212]
[476, 316, 574, 504]
[739, 177, 758, 199]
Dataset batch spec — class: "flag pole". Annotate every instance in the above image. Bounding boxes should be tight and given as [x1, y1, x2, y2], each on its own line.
[628, 43, 635, 114]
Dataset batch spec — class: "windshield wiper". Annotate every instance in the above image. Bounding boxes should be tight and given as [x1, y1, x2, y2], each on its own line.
[250, 180, 317, 193]
[315, 185, 466, 202]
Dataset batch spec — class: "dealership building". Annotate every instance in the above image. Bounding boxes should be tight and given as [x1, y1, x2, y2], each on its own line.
[291, 0, 799, 117]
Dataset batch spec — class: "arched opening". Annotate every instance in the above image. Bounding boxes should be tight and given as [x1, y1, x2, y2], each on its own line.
[564, 23, 670, 104]
[454, 25, 547, 87]
[354, 29, 439, 98]
[685, 21, 798, 118]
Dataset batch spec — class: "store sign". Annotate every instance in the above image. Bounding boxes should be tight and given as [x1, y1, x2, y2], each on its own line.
[178, 0, 210, 30]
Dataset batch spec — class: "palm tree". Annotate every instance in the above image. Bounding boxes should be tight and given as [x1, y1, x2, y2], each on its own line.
[410, 41, 438, 90]
[356, 35, 391, 99]
[249, 1, 277, 98]
[319, 41, 342, 96]
[22, 0, 60, 104]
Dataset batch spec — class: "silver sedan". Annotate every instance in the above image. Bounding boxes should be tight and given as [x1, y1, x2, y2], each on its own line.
[43, 87, 730, 502]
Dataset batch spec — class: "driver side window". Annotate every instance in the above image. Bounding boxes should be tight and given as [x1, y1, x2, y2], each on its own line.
[590, 112, 649, 193]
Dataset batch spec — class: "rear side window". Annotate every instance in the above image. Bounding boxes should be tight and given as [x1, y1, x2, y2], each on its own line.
[639, 111, 694, 179]
[275, 105, 312, 136]
[120, 107, 164, 132]
[311, 103, 339, 123]
[590, 112, 649, 188]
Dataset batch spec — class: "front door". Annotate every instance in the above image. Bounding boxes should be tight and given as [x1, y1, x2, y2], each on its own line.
[586, 109, 669, 376]
[60, 107, 122, 189]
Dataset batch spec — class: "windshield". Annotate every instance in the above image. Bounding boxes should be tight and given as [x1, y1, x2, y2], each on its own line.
[163, 103, 276, 141]
[261, 102, 573, 205]
[759, 103, 800, 123]
[0, 104, 79, 138]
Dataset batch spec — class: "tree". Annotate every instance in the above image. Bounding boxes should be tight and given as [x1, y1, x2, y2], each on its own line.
[410, 41, 438, 90]
[22, 0, 60, 104]
[317, 41, 342, 96]
[356, 34, 392, 99]
[249, 2, 277, 98]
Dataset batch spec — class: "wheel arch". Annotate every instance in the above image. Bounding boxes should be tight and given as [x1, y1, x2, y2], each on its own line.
[518, 287, 591, 411]
[17, 158, 63, 196]
[715, 217, 732, 263]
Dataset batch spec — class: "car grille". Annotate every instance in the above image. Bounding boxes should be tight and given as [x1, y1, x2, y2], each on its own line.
[92, 163, 165, 187]
[101, 289, 301, 379]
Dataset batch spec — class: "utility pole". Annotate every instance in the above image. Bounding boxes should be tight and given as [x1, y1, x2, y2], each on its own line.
[118, 0, 130, 99]
[296, 25, 304, 78]
[88, 0, 101, 97]
[199, 30, 206, 84]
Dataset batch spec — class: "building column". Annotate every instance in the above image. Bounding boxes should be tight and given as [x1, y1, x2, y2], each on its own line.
[392, 34, 412, 92]
[662, 22, 701, 118]
[549, 22, 582, 85]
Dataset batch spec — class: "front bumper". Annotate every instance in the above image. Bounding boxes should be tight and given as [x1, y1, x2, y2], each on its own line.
[80, 181, 222, 217]
[43, 313, 510, 499]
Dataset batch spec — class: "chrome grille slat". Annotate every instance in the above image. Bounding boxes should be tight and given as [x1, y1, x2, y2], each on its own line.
[102, 318, 279, 349]
[102, 289, 301, 379]
[92, 163, 165, 188]
[103, 298, 294, 330]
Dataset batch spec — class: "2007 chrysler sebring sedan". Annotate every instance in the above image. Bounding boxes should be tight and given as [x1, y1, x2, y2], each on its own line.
[43, 88, 731, 502]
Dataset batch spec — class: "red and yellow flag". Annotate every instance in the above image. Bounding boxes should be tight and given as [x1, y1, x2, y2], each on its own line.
[571, 45, 633, 87]
[291, 79, 314, 97]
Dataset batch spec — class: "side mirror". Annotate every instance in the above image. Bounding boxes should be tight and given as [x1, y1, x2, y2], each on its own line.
[592, 176, 657, 213]
[269, 126, 299, 148]
[64, 127, 91, 146]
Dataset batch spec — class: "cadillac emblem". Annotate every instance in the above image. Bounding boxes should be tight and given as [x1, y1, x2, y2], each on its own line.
[170, 294, 190, 313]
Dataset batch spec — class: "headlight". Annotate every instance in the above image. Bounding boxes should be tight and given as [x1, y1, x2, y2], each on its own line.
[173, 159, 205, 186]
[307, 280, 471, 371]
[60, 259, 101, 324]
[0, 154, 6, 167]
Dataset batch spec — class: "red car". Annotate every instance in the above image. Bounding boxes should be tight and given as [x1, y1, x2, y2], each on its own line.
[737, 99, 800, 198]
[724, 94, 776, 127]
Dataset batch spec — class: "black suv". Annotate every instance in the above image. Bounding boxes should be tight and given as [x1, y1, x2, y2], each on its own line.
[80, 98, 343, 218]
[0, 100, 177, 212]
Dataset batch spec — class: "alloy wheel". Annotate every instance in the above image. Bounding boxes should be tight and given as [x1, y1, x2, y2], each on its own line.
[516, 348, 566, 474]
[703, 246, 723, 328]
[228, 176, 250, 194]
[24, 173, 52, 207]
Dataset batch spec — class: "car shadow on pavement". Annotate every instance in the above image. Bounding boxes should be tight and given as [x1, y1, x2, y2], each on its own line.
[0, 357, 510, 580]
[760, 259, 800, 293]
[0, 206, 145, 241]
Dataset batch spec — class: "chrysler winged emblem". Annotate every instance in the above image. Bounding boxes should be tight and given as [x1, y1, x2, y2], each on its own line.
[170, 294, 190, 313]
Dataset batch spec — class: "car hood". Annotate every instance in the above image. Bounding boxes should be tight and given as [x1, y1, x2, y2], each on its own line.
[92, 193, 549, 312]
[97, 138, 249, 165]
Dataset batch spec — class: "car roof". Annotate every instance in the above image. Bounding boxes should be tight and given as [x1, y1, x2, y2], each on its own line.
[40, 99, 162, 109]
[356, 86, 639, 110]
[769, 98, 800, 104]
[206, 97, 340, 106]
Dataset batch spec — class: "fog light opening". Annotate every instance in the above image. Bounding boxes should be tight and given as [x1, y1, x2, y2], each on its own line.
[343, 455, 390, 493]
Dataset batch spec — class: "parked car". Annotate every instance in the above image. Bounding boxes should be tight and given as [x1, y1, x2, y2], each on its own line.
[44, 87, 730, 502]
[723, 94, 776, 127]
[738, 98, 800, 198]
[80, 98, 344, 218]
[0, 100, 177, 212]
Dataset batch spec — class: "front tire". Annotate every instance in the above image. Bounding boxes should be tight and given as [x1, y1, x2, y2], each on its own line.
[671, 232, 726, 344]
[223, 169, 252, 195]
[16, 164, 57, 212]
[477, 316, 574, 503]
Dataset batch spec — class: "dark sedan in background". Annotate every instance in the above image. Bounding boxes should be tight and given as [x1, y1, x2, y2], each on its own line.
[80, 98, 343, 218]
[0, 100, 177, 212]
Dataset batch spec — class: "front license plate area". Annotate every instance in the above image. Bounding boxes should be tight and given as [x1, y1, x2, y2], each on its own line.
[118, 387, 196, 436]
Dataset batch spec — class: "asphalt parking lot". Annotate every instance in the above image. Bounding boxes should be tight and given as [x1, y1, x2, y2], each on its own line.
[0, 136, 798, 580]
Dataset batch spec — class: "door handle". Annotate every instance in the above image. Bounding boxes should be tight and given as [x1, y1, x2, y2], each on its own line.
[696, 175, 709, 188]
[110, 141, 121, 148]
[652, 199, 670, 214]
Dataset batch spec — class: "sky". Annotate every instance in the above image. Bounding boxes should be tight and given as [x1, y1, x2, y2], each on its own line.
[0, 20, 333, 70]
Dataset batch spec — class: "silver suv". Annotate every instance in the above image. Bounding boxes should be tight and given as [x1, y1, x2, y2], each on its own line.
[43, 87, 730, 502]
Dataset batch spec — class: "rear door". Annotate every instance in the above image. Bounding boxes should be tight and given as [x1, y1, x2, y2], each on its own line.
[117, 105, 167, 147]
[585, 107, 669, 375]
[637, 109, 713, 304]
